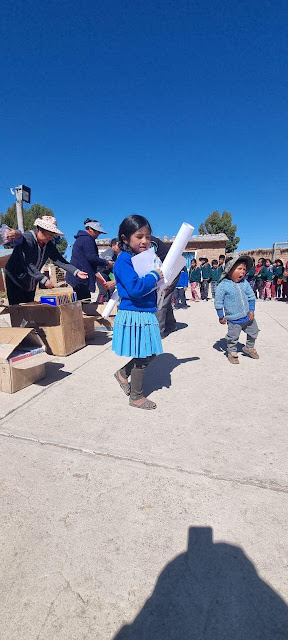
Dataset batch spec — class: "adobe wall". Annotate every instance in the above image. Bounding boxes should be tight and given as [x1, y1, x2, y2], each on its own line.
[238, 248, 288, 265]
[165, 240, 227, 264]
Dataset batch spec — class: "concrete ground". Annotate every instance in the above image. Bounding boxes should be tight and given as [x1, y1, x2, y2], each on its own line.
[0, 297, 288, 639]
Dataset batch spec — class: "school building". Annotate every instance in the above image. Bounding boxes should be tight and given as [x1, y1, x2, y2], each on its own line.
[97, 233, 228, 268]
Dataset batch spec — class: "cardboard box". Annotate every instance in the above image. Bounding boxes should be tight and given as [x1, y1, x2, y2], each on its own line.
[0, 327, 49, 393]
[9, 301, 85, 357]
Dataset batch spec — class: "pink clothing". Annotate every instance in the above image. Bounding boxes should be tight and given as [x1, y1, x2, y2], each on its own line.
[190, 282, 199, 301]
[262, 281, 272, 299]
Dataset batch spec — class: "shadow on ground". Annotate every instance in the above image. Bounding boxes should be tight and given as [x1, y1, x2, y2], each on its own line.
[113, 526, 288, 640]
[144, 353, 199, 394]
[36, 362, 72, 386]
[213, 338, 245, 353]
[86, 332, 112, 345]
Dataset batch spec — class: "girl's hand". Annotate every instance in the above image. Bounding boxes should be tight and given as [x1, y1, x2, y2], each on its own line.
[248, 311, 254, 321]
[219, 317, 227, 324]
[77, 271, 88, 280]
[154, 268, 163, 279]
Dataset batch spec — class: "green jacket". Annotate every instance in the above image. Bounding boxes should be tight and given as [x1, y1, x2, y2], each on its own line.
[211, 266, 221, 282]
[247, 266, 255, 281]
[200, 263, 212, 280]
[255, 266, 265, 279]
[273, 266, 284, 279]
[189, 266, 201, 283]
[261, 266, 273, 282]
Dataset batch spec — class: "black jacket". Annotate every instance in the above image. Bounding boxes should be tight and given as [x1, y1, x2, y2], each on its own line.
[5, 230, 78, 292]
[66, 230, 109, 292]
[150, 236, 169, 262]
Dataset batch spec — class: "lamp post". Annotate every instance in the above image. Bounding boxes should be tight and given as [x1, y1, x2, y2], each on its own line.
[15, 185, 31, 232]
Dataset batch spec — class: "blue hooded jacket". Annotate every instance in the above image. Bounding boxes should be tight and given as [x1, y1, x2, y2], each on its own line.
[66, 230, 108, 292]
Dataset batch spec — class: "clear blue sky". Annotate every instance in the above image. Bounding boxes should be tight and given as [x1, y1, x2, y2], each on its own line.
[1, 0, 288, 252]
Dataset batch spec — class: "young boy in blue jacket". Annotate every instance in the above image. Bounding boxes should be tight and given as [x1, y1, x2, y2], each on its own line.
[214, 255, 259, 364]
[174, 267, 189, 309]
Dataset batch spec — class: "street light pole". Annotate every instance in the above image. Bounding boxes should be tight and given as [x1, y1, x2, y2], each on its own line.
[15, 186, 24, 232]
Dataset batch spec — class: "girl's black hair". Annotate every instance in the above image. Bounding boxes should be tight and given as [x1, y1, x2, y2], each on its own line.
[275, 259, 283, 266]
[118, 214, 152, 254]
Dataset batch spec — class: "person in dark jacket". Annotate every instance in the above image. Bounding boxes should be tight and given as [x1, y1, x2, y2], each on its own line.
[4, 216, 88, 305]
[150, 235, 177, 337]
[199, 256, 212, 301]
[66, 219, 114, 300]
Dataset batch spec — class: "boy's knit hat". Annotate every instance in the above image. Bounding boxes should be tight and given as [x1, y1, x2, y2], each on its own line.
[220, 254, 253, 281]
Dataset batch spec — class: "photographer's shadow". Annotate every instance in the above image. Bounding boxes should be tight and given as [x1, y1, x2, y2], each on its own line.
[113, 526, 288, 640]
[144, 353, 199, 394]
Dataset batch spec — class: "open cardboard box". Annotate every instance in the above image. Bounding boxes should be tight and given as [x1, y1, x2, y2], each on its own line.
[9, 301, 85, 357]
[0, 327, 49, 393]
[81, 301, 115, 334]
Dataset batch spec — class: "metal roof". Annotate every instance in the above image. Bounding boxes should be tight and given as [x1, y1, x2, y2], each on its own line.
[167, 233, 228, 242]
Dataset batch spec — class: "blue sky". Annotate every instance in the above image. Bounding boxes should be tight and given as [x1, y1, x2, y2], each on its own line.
[1, 0, 288, 253]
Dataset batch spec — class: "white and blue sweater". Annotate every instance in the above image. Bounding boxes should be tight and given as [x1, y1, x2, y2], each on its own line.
[214, 278, 255, 322]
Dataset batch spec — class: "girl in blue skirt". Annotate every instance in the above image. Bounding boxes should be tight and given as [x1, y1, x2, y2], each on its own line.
[112, 215, 163, 409]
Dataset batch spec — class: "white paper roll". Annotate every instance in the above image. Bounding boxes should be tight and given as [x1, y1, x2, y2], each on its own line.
[101, 289, 119, 318]
[161, 222, 194, 284]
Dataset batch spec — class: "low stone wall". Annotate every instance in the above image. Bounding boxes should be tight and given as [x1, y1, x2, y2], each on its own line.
[238, 248, 288, 265]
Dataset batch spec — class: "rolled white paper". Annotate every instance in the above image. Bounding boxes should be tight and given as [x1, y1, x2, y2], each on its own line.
[161, 222, 194, 284]
[101, 289, 119, 318]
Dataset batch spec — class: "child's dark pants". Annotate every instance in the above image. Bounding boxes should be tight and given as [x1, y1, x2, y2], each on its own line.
[226, 319, 259, 353]
[120, 355, 156, 401]
[200, 280, 209, 300]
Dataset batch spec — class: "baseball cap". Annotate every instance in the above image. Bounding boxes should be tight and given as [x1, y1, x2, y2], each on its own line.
[85, 220, 107, 234]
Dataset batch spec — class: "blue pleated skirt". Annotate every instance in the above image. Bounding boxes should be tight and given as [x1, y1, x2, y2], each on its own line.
[112, 310, 163, 358]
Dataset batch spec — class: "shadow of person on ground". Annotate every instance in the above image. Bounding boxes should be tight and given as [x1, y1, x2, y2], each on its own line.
[213, 338, 244, 353]
[113, 526, 288, 640]
[143, 353, 199, 394]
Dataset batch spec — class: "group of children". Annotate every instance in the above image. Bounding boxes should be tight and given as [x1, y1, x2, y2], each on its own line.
[188, 255, 226, 301]
[111, 215, 268, 410]
[247, 258, 288, 301]
[187, 255, 288, 303]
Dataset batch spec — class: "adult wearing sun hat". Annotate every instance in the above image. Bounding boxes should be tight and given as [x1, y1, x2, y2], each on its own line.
[4, 216, 88, 305]
[66, 218, 114, 300]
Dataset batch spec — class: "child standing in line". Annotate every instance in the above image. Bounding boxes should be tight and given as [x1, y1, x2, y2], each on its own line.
[199, 256, 212, 301]
[189, 259, 201, 301]
[273, 259, 284, 299]
[218, 255, 226, 272]
[262, 259, 273, 300]
[214, 255, 259, 364]
[174, 267, 189, 308]
[211, 259, 221, 298]
[253, 258, 265, 299]
[112, 215, 163, 410]
[282, 265, 288, 301]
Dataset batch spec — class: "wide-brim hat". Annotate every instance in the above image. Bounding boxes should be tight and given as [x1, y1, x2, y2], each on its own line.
[34, 216, 64, 236]
[199, 256, 208, 261]
[85, 220, 107, 234]
[220, 254, 253, 281]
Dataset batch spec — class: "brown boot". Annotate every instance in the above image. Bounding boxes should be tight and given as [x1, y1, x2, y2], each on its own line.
[242, 346, 259, 359]
[227, 353, 239, 364]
